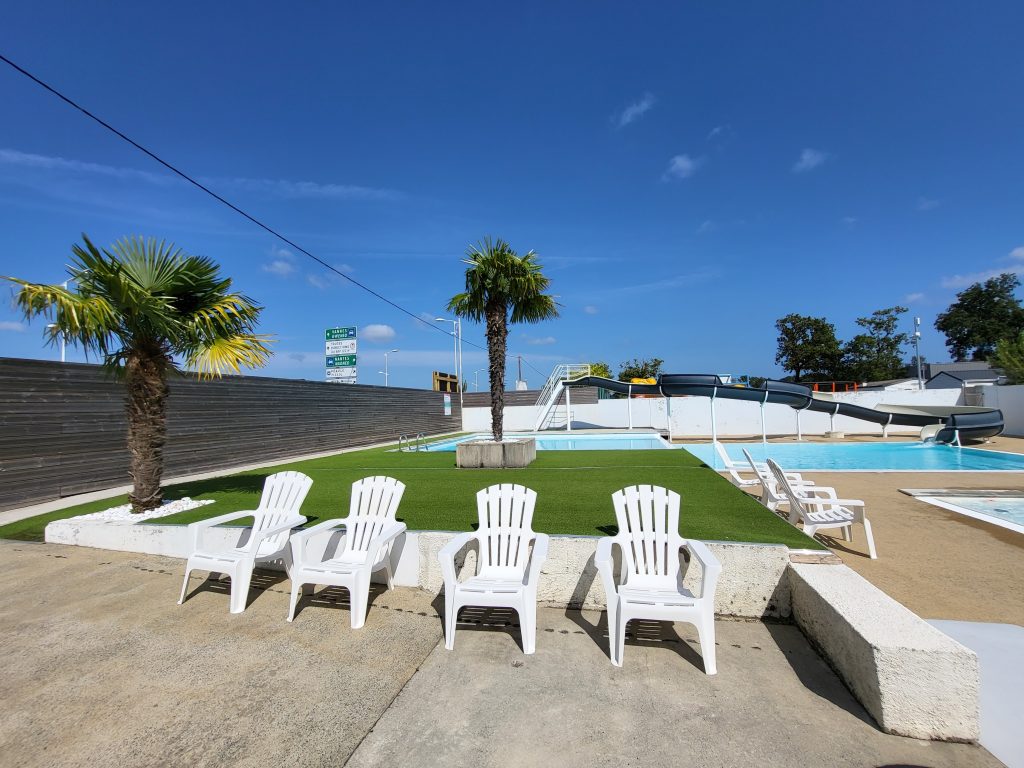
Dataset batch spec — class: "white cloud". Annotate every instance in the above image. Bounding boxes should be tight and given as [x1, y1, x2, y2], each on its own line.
[707, 124, 733, 141]
[361, 323, 397, 343]
[792, 148, 828, 173]
[696, 220, 716, 234]
[917, 197, 941, 211]
[0, 147, 397, 201]
[262, 245, 296, 276]
[0, 321, 25, 332]
[941, 266, 1024, 290]
[663, 154, 701, 180]
[307, 274, 330, 289]
[1009, 246, 1024, 260]
[525, 335, 557, 346]
[841, 216, 858, 227]
[583, 305, 599, 315]
[904, 292, 925, 303]
[614, 92, 656, 128]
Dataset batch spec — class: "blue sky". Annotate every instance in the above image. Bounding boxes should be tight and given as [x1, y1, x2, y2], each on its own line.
[1, 3, 1022, 388]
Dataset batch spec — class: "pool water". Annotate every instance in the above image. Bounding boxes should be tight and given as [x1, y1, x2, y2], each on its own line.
[681, 441, 1024, 472]
[920, 495, 1024, 534]
[422, 433, 671, 452]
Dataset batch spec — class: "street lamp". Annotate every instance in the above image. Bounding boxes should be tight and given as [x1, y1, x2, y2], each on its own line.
[435, 317, 463, 409]
[382, 349, 399, 387]
[914, 317, 923, 390]
[473, 368, 486, 391]
[46, 323, 66, 363]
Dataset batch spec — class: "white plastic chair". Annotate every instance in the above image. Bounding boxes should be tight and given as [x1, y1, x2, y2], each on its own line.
[178, 471, 312, 613]
[438, 484, 549, 654]
[596, 485, 722, 673]
[286, 475, 407, 629]
[766, 459, 878, 559]
[741, 448, 815, 511]
[713, 441, 760, 489]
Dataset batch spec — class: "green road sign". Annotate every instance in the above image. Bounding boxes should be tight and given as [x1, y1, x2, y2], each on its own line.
[325, 327, 357, 341]
[326, 354, 357, 367]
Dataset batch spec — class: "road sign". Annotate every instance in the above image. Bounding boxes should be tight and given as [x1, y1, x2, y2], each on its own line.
[325, 339, 356, 355]
[326, 327, 357, 341]
[326, 367, 357, 381]
[326, 354, 357, 368]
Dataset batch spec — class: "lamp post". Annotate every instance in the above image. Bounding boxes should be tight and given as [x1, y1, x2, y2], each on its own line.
[382, 348, 399, 387]
[914, 317, 923, 390]
[435, 317, 463, 409]
[474, 368, 486, 391]
[46, 323, 66, 363]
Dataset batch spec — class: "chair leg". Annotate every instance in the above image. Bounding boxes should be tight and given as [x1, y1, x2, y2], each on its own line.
[444, 591, 457, 651]
[842, 525, 852, 542]
[287, 578, 304, 622]
[696, 613, 718, 675]
[613, 613, 627, 668]
[863, 518, 878, 559]
[383, 559, 395, 591]
[229, 566, 253, 614]
[520, 600, 537, 655]
[177, 567, 193, 605]
[350, 575, 369, 629]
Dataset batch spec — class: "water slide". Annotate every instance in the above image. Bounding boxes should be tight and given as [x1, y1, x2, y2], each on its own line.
[560, 374, 1004, 444]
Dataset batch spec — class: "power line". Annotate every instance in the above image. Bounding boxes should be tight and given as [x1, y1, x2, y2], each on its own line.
[0, 51, 455, 340]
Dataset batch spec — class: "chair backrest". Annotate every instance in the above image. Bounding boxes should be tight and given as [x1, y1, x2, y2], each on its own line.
[713, 441, 735, 469]
[765, 459, 808, 519]
[475, 484, 538, 574]
[340, 475, 406, 557]
[742, 449, 773, 486]
[250, 471, 313, 553]
[611, 485, 683, 584]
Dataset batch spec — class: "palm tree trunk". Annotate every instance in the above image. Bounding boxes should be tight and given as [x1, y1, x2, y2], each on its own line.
[125, 345, 169, 513]
[485, 300, 507, 442]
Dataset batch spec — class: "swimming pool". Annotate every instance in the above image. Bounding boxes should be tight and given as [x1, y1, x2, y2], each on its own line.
[422, 432, 671, 451]
[909, 492, 1024, 534]
[682, 441, 1024, 472]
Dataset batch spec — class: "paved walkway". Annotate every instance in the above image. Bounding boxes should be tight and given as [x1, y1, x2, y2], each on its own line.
[0, 543, 1001, 767]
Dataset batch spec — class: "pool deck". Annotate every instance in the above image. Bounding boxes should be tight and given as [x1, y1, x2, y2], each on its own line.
[0, 541, 1001, 768]
[697, 434, 1024, 626]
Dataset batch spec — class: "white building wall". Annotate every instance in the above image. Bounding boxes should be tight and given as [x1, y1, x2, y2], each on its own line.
[462, 388, 963, 437]
[982, 384, 1024, 436]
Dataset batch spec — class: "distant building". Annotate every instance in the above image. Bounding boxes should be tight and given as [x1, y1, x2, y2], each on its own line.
[924, 363, 1001, 390]
[859, 378, 919, 391]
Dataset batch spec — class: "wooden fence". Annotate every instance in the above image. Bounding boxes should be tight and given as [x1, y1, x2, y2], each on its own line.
[0, 358, 462, 511]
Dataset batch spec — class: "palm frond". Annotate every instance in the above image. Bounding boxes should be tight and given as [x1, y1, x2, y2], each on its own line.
[184, 334, 275, 379]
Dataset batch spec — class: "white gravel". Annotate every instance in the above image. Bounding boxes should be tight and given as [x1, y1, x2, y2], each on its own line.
[70, 497, 215, 523]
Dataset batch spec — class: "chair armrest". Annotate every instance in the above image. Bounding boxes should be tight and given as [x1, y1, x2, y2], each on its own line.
[250, 517, 307, 553]
[186, 510, 256, 551]
[595, 537, 622, 601]
[368, 522, 407, 565]
[525, 533, 549, 586]
[802, 497, 865, 508]
[437, 531, 478, 587]
[289, 517, 348, 563]
[684, 539, 722, 601]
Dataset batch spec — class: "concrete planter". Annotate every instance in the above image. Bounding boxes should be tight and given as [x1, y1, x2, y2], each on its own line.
[456, 438, 537, 468]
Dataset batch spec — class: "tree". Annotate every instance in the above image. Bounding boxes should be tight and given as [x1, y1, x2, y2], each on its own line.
[991, 332, 1024, 384]
[774, 314, 841, 382]
[618, 358, 664, 381]
[935, 273, 1024, 360]
[840, 306, 909, 382]
[589, 361, 613, 379]
[4, 235, 272, 512]
[448, 237, 558, 441]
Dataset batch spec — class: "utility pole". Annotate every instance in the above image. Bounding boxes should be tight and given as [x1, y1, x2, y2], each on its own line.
[914, 317, 923, 390]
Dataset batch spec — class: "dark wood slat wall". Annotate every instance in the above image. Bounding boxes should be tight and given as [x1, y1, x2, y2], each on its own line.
[0, 358, 462, 511]
[462, 388, 598, 408]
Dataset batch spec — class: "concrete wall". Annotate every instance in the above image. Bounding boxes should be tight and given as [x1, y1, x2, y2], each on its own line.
[789, 563, 979, 741]
[462, 388, 962, 437]
[982, 384, 1024, 436]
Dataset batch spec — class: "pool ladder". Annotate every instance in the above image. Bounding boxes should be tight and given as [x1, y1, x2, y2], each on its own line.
[398, 433, 426, 452]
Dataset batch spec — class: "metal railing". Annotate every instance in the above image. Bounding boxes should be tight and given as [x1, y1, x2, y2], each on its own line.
[533, 364, 591, 431]
[397, 433, 426, 452]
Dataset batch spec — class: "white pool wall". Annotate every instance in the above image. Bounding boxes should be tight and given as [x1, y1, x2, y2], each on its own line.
[463, 388, 963, 437]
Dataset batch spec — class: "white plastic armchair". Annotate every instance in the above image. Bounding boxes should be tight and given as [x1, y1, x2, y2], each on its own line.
[713, 441, 760, 489]
[596, 485, 722, 673]
[741, 449, 815, 511]
[766, 459, 877, 559]
[286, 475, 407, 629]
[178, 471, 312, 613]
[438, 484, 548, 654]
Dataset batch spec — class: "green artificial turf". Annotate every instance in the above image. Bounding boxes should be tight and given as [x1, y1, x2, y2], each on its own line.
[0, 442, 823, 549]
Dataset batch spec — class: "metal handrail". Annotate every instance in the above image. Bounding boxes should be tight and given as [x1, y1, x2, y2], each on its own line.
[415, 433, 425, 451]
[534, 364, 591, 431]
[398, 434, 409, 452]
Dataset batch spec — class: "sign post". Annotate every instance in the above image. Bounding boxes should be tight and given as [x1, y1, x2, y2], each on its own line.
[325, 327, 358, 383]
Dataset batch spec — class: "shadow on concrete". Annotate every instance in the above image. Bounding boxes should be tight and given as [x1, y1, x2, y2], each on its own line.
[289, 583, 390, 622]
[180, 566, 289, 610]
[763, 622, 878, 729]
[428, 592, 527, 653]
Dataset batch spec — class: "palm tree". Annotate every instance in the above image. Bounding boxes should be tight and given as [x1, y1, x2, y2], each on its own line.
[448, 237, 558, 442]
[4, 235, 272, 512]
